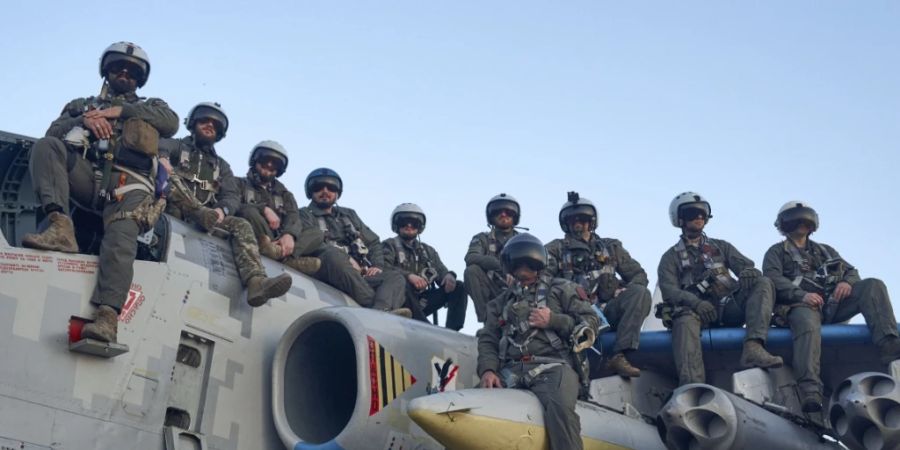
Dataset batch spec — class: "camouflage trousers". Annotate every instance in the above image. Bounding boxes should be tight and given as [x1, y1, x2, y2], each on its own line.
[784, 278, 899, 395]
[501, 361, 583, 450]
[671, 276, 776, 385]
[603, 284, 653, 353]
[464, 265, 508, 322]
[236, 204, 324, 258]
[166, 182, 266, 286]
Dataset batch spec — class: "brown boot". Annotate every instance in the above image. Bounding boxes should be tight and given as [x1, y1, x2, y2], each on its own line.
[80, 305, 119, 343]
[740, 339, 783, 369]
[246, 273, 293, 307]
[22, 211, 78, 253]
[284, 256, 321, 275]
[258, 236, 283, 260]
[878, 336, 900, 364]
[605, 352, 641, 378]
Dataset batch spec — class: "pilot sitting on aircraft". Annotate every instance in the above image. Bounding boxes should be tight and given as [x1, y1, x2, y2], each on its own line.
[477, 233, 598, 450]
[763, 201, 900, 413]
[298, 168, 410, 317]
[657, 192, 783, 386]
[159, 102, 292, 307]
[382, 203, 467, 330]
[22, 42, 177, 344]
[233, 140, 323, 275]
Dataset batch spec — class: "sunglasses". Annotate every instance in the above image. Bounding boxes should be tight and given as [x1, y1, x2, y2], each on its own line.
[106, 61, 145, 81]
[568, 214, 593, 223]
[493, 208, 517, 218]
[312, 182, 339, 193]
[398, 219, 422, 230]
[256, 155, 284, 169]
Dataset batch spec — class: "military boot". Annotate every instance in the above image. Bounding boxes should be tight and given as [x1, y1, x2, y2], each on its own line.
[605, 353, 641, 378]
[80, 305, 119, 343]
[22, 211, 78, 253]
[800, 389, 824, 413]
[739, 339, 783, 369]
[878, 336, 900, 364]
[246, 273, 293, 307]
[258, 236, 283, 260]
[284, 256, 322, 275]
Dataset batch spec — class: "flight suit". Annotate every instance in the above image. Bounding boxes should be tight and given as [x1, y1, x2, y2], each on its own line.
[763, 239, 899, 396]
[299, 204, 405, 310]
[477, 275, 598, 450]
[159, 136, 271, 285]
[545, 234, 651, 354]
[233, 173, 324, 259]
[465, 228, 518, 322]
[382, 236, 467, 330]
[658, 235, 776, 385]
[29, 91, 177, 313]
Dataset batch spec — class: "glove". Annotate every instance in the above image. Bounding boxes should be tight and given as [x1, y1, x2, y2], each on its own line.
[694, 301, 718, 324]
[738, 267, 762, 293]
[189, 206, 220, 232]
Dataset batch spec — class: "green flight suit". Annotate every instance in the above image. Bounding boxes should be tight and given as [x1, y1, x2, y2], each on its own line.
[762, 239, 899, 396]
[477, 275, 598, 450]
[159, 136, 269, 285]
[658, 235, 776, 385]
[464, 228, 518, 322]
[545, 234, 651, 353]
[29, 90, 178, 312]
[299, 203, 405, 310]
[382, 236, 467, 330]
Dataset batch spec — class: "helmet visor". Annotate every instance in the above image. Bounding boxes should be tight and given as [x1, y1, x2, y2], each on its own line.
[103, 54, 148, 82]
[678, 203, 709, 222]
[780, 206, 817, 231]
[254, 149, 286, 171]
[192, 106, 228, 134]
[488, 200, 519, 217]
[394, 213, 424, 230]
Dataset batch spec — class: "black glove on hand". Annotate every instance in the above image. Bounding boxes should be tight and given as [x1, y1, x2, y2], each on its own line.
[694, 300, 718, 324]
[738, 267, 762, 293]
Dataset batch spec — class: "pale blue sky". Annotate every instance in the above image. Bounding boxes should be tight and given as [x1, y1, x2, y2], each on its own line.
[2, 1, 898, 335]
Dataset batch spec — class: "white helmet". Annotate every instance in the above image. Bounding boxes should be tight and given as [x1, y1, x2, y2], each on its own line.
[185, 102, 229, 141]
[559, 191, 597, 233]
[775, 200, 819, 233]
[249, 140, 288, 177]
[668, 191, 712, 227]
[486, 193, 520, 226]
[99, 41, 150, 87]
[391, 203, 426, 233]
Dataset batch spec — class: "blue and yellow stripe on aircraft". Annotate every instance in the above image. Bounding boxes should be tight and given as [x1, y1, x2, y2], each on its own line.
[368, 336, 416, 416]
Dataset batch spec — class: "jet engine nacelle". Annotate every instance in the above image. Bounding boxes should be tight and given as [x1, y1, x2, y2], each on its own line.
[658, 384, 842, 450]
[271, 307, 479, 450]
[829, 371, 900, 450]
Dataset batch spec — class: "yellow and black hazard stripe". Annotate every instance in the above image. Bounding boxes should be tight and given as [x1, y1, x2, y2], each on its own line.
[368, 336, 416, 416]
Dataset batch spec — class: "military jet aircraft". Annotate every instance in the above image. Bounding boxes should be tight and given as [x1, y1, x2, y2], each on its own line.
[2, 130, 898, 450]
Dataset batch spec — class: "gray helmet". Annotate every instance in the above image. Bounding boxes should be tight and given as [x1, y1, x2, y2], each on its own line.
[391, 203, 427, 233]
[185, 102, 229, 141]
[501, 233, 547, 273]
[669, 191, 712, 227]
[249, 140, 288, 177]
[305, 168, 343, 199]
[486, 193, 520, 226]
[775, 200, 819, 233]
[99, 41, 150, 87]
[559, 191, 597, 233]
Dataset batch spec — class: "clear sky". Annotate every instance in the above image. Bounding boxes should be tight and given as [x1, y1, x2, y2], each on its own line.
[2, 1, 898, 336]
